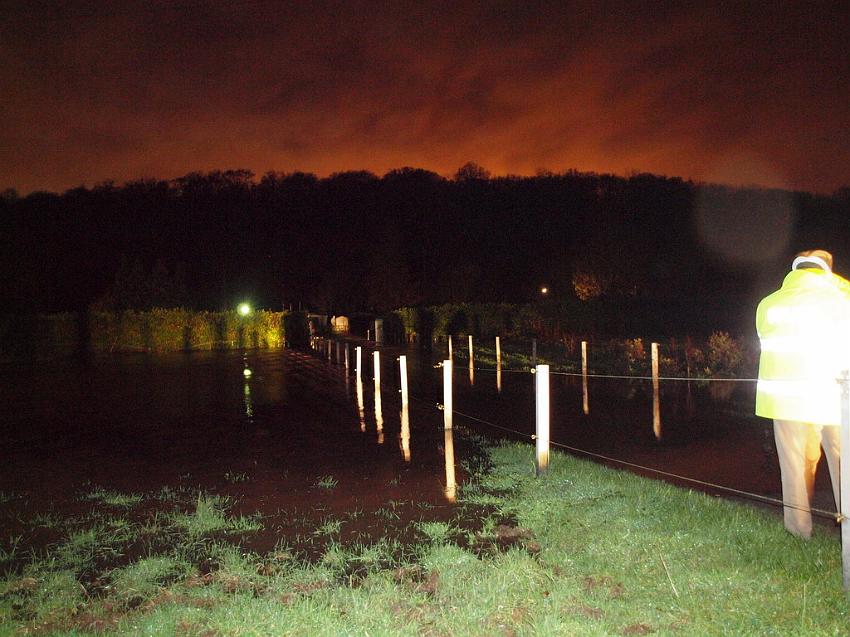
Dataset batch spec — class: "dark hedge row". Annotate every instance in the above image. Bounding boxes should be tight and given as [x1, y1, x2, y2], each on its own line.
[0, 309, 310, 357]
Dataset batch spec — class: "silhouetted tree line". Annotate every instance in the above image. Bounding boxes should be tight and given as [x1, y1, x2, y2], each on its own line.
[2, 165, 848, 338]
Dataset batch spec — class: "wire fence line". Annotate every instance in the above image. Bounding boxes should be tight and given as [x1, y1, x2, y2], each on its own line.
[422, 391, 840, 523]
[314, 339, 841, 524]
[444, 362, 760, 383]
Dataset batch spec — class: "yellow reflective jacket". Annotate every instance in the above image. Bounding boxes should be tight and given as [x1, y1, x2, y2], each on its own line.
[755, 268, 850, 424]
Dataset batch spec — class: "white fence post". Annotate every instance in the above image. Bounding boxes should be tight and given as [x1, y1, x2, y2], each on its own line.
[344, 343, 350, 370]
[536, 364, 550, 475]
[355, 346, 362, 379]
[448, 335, 453, 361]
[373, 351, 381, 387]
[399, 355, 409, 406]
[840, 370, 850, 591]
[443, 360, 453, 430]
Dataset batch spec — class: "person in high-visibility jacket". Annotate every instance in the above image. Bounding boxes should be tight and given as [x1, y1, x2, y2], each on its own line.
[756, 249, 850, 538]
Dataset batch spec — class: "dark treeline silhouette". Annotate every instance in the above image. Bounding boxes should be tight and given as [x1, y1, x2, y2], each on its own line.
[2, 165, 849, 338]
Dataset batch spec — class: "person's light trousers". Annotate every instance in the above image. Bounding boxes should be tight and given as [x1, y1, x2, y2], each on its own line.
[774, 419, 840, 538]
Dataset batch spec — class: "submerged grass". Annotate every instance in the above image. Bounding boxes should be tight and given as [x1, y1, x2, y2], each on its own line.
[2, 442, 849, 635]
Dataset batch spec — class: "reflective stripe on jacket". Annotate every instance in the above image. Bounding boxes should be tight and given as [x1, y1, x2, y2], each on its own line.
[755, 268, 850, 424]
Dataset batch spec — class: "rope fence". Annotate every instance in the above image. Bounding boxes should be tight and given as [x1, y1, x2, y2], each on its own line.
[308, 335, 838, 521]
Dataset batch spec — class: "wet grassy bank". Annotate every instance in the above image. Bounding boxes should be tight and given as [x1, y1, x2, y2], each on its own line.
[1, 438, 847, 636]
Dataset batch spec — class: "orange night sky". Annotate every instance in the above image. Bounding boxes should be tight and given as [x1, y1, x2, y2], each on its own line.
[2, 1, 849, 195]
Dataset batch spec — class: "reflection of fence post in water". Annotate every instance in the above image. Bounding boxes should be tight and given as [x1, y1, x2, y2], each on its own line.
[840, 370, 850, 591]
[374, 386, 384, 443]
[652, 342, 661, 440]
[536, 364, 550, 475]
[399, 355, 409, 406]
[355, 346, 362, 379]
[373, 351, 383, 443]
[581, 340, 589, 415]
[356, 378, 366, 432]
[468, 335, 475, 385]
[532, 338, 537, 365]
[327, 339, 332, 360]
[400, 404, 411, 461]
[335, 340, 340, 364]
[344, 343, 350, 371]
[444, 427, 456, 502]
[443, 360, 453, 429]
[496, 336, 502, 392]
[243, 359, 253, 419]
[448, 336, 453, 361]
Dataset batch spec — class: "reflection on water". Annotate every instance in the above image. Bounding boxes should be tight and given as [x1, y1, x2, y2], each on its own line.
[582, 373, 589, 415]
[356, 378, 366, 432]
[1, 349, 472, 506]
[243, 379, 253, 420]
[581, 341, 589, 415]
[444, 427, 456, 502]
[651, 342, 661, 440]
[468, 336, 474, 386]
[243, 354, 254, 421]
[443, 360, 453, 430]
[652, 379, 661, 440]
[496, 363, 502, 393]
[374, 383, 384, 444]
[373, 351, 383, 443]
[400, 404, 411, 461]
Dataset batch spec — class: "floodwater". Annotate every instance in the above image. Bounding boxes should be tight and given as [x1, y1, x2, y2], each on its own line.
[0, 347, 479, 559]
[0, 340, 839, 549]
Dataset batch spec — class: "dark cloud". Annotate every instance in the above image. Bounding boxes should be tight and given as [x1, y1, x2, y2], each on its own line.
[1, 1, 848, 193]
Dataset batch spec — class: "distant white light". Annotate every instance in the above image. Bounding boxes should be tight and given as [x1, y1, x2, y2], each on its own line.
[243, 368, 252, 378]
[238, 302, 251, 316]
[540, 287, 549, 295]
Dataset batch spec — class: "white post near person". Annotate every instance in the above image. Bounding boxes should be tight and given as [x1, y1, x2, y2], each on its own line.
[536, 364, 550, 475]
